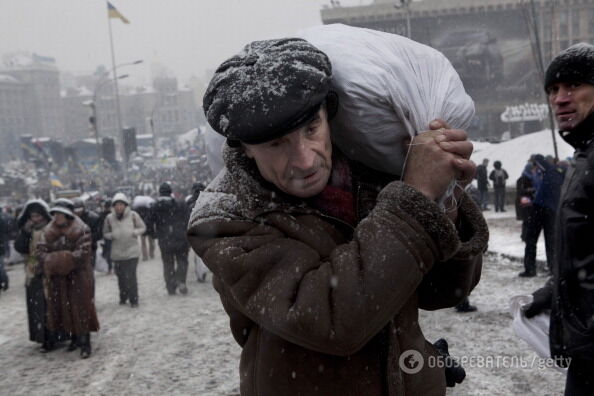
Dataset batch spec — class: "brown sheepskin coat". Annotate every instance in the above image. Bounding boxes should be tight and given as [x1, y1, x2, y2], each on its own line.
[38, 216, 99, 335]
[188, 147, 489, 396]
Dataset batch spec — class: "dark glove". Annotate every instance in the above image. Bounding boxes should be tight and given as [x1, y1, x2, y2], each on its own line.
[433, 338, 465, 388]
[523, 285, 552, 318]
[523, 300, 549, 318]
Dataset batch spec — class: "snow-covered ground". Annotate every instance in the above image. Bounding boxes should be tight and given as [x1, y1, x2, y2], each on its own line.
[0, 213, 562, 395]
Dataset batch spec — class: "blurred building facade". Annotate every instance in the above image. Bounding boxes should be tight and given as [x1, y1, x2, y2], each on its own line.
[0, 53, 203, 163]
[321, 0, 594, 140]
[62, 76, 202, 142]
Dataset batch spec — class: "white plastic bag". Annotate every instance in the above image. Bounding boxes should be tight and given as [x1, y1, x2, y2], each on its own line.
[95, 245, 108, 273]
[191, 249, 209, 283]
[509, 295, 566, 372]
[298, 24, 475, 175]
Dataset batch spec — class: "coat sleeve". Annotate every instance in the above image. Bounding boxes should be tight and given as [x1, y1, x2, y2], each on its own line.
[417, 193, 488, 310]
[71, 226, 92, 266]
[132, 212, 146, 237]
[189, 181, 479, 356]
[14, 229, 32, 254]
[102, 215, 113, 240]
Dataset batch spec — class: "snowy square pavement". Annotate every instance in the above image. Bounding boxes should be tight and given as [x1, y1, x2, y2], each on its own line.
[0, 214, 564, 395]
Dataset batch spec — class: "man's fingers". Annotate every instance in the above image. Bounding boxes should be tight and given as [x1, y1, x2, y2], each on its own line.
[439, 140, 474, 159]
[429, 119, 451, 130]
[452, 158, 476, 184]
[441, 128, 468, 141]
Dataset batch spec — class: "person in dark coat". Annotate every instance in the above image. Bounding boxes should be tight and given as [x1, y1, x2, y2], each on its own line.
[73, 198, 102, 268]
[523, 43, 594, 395]
[98, 199, 113, 274]
[132, 195, 156, 262]
[38, 204, 99, 358]
[474, 158, 489, 210]
[515, 162, 537, 242]
[185, 182, 206, 210]
[150, 183, 191, 295]
[14, 200, 60, 351]
[520, 154, 565, 277]
[489, 160, 509, 212]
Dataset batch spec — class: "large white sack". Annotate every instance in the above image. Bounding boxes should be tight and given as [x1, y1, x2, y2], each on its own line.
[298, 24, 475, 175]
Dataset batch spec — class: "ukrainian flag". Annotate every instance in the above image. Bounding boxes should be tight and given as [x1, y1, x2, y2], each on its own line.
[107, 2, 130, 24]
[49, 173, 64, 188]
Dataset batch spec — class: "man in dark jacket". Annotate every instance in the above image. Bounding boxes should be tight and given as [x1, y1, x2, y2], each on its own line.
[520, 154, 565, 277]
[185, 182, 205, 210]
[475, 158, 489, 210]
[515, 162, 537, 241]
[523, 43, 594, 395]
[150, 183, 191, 295]
[187, 38, 487, 396]
[489, 160, 509, 212]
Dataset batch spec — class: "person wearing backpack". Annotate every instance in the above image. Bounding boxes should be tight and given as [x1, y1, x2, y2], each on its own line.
[489, 160, 509, 212]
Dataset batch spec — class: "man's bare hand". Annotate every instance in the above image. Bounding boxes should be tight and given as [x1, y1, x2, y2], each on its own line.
[403, 120, 476, 220]
[402, 129, 460, 201]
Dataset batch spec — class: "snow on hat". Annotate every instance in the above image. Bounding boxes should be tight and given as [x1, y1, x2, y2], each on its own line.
[159, 182, 172, 196]
[50, 205, 75, 218]
[203, 38, 333, 145]
[53, 198, 75, 211]
[112, 192, 129, 206]
[544, 43, 594, 91]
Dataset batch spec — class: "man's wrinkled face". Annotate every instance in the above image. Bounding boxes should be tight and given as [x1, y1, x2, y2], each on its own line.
[548, 82, 594, 131]
[243, 108, 332, 198]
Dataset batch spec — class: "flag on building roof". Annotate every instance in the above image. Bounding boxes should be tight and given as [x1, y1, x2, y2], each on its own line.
[107, 2, 130, 24]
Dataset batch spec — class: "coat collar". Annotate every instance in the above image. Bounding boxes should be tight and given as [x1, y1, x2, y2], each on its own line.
[559, 111, 594, 150]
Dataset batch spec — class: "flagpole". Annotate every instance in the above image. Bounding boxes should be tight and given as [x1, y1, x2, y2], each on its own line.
[106, 2, 127, 177]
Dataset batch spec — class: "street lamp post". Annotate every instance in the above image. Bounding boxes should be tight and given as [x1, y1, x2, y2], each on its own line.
[91, 60, 142, 174]
[83, 73, 129, 163]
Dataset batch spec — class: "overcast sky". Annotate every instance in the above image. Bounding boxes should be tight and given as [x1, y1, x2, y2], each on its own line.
[0, 0, 370, 86]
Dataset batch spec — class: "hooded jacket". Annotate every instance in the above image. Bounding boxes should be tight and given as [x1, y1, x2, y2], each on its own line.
[188, 146, 488, 396]
[103, 205, 146, 261]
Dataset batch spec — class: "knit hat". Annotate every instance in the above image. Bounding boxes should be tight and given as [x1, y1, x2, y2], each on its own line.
[544, 43, 594, 91]
[203, 38, 334, 145]
[159, 182, 172, 196]
[49, 205, 75, 219]
[52, 198, 75, 211]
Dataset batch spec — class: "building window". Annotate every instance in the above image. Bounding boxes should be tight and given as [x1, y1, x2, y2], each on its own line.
[571, 9, 580, 38]
[559, 10, 568, 37]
